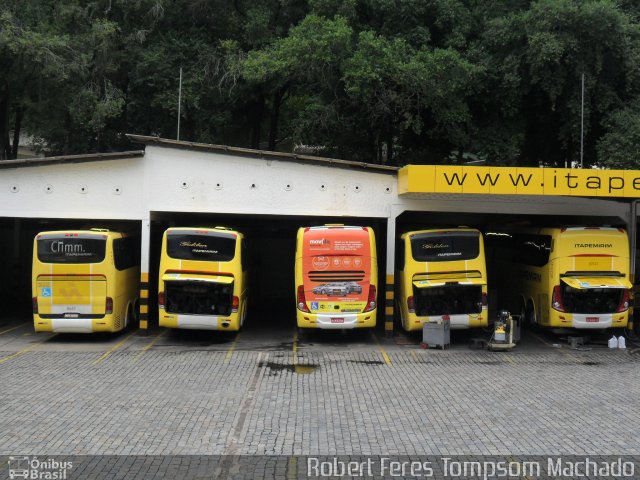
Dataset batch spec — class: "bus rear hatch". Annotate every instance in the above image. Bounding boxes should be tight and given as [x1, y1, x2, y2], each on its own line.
[35, 233, 109, 317]
[36, 274, 107, 317]
[412, 276, 485, 317]
[162, 273, 234, 316]
[559, 276, 632, 314]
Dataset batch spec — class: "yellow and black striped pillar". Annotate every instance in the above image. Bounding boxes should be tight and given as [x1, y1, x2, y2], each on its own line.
[385, 273, 394, 334]
[139, 272, 149, 330]
[630, 280, 637, 332]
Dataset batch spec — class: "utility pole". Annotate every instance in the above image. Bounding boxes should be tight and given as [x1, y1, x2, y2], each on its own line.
[580, 72, 584, 168]
[177, 67, 183, 141]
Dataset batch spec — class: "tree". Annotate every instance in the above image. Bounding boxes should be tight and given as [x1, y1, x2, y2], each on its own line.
[597, 100, 640, 169]
[242, 15, 352, 152]
[0, 2, 71, 159]
[344, 32, 478, 164]
[475, 0, 640, 166]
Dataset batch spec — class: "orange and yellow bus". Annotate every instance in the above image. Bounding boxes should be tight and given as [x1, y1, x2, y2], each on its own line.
[295, 225, 377, 329]
[504, 227, 632, 329]
[396, 228, 488, 331]
[158, 227, 248, 331]
[32, 229, 140, 333]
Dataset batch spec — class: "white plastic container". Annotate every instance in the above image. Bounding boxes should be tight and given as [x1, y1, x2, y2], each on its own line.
[608, 336, 619, 349]
[618, 336, 626, 349]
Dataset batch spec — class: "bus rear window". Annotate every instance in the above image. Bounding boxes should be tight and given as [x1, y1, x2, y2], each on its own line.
[410, 232, 480, 262]
[37, 238, 106, 264]
[167, 234, 236, 262]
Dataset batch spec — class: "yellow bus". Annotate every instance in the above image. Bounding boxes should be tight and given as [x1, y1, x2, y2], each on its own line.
[295, 225, 377, 329]
[396, 228, 488, 332]
[32, 229, 140, 333]
[158, 227, 248, 331]
[505, 227, 632, 329]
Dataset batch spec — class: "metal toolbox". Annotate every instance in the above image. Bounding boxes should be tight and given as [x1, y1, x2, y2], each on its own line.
[421, 319, 450, 349]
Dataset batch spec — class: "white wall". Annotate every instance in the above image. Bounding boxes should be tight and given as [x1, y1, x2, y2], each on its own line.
[143, 146, 396, 218]
[0, 158, 145, 220]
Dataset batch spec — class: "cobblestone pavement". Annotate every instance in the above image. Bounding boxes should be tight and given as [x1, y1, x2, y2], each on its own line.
[0, 318, 639, 459]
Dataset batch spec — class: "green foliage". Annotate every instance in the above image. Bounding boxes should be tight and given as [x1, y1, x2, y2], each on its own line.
[243, 15, 352, 83]
[597, 100, 640, 169]
[0, 0, 639, 169]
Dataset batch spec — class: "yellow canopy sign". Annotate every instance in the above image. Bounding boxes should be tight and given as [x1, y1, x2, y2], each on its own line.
[398, 165, 640, 198]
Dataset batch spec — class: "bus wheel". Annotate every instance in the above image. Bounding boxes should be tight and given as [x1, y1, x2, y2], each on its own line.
[129, 300, 140, 330]
[396, 300, 405, 330]
[125, 304, 132, 329]
[519, 302, 527, 326]
[527, 301, 536, 326]
[241, 303, 248, 328]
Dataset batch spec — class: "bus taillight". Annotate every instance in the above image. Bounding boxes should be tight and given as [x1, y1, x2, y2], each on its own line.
[232, 296, 239, 313]
[158, 291, 165, 309]
[32, 297, 38, 314]
[407, 296, 415, 313]
[617, 290, 630, 312]
[105, 297, 113, 314]
[364, 285, 376, 312]
[297, 286, 310, 313]
[552, 286, 564, 312]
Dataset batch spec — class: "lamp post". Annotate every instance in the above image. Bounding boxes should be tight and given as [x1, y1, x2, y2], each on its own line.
[580, 72, 584, 168]
[177, 67, 183, 141]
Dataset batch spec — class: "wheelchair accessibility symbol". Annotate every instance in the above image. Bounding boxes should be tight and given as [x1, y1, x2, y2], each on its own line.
[41, 287, 52, 298]
[311, 302, 319, 310]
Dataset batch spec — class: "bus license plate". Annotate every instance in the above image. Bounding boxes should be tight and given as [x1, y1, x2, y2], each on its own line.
[586, 317, 599, 323]
[64, 313, 79, 318]
[330, 318, 344, 324]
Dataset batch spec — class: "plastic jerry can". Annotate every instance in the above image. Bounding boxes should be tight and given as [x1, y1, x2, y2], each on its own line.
[608, 336, 619, 349]
[618, 336, 626, 349]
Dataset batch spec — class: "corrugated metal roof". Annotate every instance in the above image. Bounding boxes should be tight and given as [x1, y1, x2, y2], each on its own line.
[0, 151, 145, 169]
[126, 134, 399, 173]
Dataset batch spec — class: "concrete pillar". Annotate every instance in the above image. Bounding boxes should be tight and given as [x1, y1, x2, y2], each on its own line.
[629, 201, 638, 281]
[139, 218, 151, 331]
[629, 201, 638, 332]
[384, 214, 396, 335]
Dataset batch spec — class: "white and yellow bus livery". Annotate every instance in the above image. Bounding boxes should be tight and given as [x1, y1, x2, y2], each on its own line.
[508, 227, 632, 329]
[396, 228, 488, 331]
[32, 229, 140, 333]
[158, 227, 248, 331]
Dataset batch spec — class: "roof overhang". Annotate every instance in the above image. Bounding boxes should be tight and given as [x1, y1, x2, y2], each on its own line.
[0, 151, 145, 170]
[126, 134, 398, 174]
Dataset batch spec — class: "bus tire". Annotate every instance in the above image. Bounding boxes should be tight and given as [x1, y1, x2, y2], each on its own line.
[519, 301, 527, 326]
[527, 301, 537, 326]
[129, 300, 140, 330]
[124, 303, 132, 329]
[396, 299, 405, 331]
